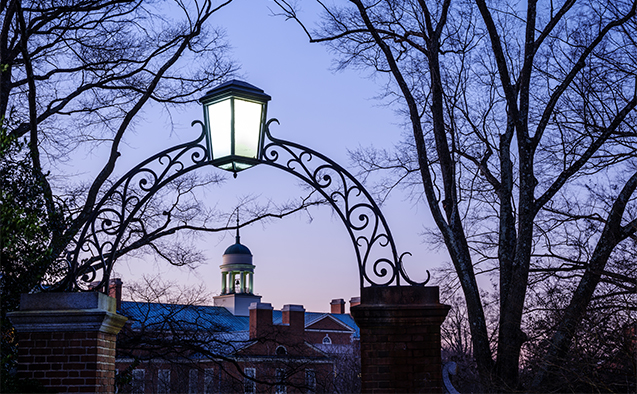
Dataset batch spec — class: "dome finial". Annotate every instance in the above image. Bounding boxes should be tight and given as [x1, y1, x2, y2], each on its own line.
[235, 208, 240, 244]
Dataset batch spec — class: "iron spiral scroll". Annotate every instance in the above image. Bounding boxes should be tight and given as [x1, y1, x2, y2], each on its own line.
[258, 120, 429, 288]
[45, 119, 430, 292]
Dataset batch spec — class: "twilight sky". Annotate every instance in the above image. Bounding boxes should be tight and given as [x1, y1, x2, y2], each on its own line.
[112, 0, 445, 312]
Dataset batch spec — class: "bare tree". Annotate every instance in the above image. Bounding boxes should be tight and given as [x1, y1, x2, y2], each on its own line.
[1, 1, 236, 389]
[0, 0, 327, 291]
[1, 0, 237, 283]
[274, 0, 637, 390]
[1, 2, 326, 389]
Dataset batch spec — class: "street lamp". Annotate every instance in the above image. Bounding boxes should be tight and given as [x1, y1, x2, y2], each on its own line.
[199, 80, 271, 175]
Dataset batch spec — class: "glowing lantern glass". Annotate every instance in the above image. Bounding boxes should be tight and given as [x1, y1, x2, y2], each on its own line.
[200, 80, 271, 174]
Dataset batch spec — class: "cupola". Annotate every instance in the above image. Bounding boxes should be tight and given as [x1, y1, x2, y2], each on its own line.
[213, 217, 262, 316]
[219, 219, 255, 295]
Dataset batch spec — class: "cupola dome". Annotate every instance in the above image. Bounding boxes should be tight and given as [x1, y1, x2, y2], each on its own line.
[223, 241, 252, 256]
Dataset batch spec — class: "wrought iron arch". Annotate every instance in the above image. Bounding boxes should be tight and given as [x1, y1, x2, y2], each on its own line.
[46, 120, 430, 292]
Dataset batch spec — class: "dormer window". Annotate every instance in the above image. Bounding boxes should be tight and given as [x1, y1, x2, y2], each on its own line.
[276, 345, 287, 356]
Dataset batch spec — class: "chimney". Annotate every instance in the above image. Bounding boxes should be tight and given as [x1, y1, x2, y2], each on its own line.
[282, 304, 305, 338]
[349, 296, 361, 309]
[330, 298, 346, 314]
[249, 302, 273, 339]
[108, 278, 123, 311]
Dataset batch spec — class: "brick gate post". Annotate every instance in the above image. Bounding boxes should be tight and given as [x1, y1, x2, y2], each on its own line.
[7, 292, 127, 393]
[351, 286, 450, 393]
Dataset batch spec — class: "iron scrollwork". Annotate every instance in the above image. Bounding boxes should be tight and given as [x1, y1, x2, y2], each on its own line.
[259, 120, 429, 288]
[45, 122, 211, 292]
[46, 119, 429, 292]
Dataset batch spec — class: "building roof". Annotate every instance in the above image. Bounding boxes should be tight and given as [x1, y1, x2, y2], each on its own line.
[119, 301, 250, 332]
[119, 301, 359, 338]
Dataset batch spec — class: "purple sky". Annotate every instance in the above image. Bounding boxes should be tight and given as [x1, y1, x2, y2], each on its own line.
[112, 1, 445, 312]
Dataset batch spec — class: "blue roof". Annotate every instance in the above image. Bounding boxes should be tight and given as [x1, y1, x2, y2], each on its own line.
[119, 301, 249, 332]
[331, 313, 360, 338]
[119, 301, 359, 338]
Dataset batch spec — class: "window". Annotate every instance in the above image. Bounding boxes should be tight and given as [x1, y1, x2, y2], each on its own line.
[188, 369, 198, 394]
[158, 369, 170, 393]
[276, 345, 287, 356]
[275, 368, 287, 394]
[322, 334, 332, 345]
[131, 369, 145, 394]
[244, 367, 256, 394]
[204, 368, 214, 394]
[305, 369, 316, 393]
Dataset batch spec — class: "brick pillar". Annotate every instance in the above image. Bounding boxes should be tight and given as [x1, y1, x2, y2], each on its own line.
[351, 286, 450, 393]
[7, 292, 128, 393]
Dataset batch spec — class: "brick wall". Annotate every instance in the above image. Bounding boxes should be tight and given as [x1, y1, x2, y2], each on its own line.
[15, 331, 117, 393]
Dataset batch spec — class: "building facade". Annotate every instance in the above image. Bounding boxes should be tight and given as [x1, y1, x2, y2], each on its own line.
[114, 231, 360, 393]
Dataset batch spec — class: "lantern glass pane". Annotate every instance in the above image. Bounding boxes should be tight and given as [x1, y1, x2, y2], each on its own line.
[234, 162, 252, 170]
[234, 98, 262, 158]
[206, 98, 232, 159]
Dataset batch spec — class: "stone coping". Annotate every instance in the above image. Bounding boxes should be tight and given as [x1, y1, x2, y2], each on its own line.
[359, 285, 443, 305]
[8, 309, 128, 334]
[8, 292, 128, 334]
[19, 292, 116, 312]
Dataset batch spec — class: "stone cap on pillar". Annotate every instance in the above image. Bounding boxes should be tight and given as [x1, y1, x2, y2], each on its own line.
[360, 285, 442, 305]
[351, 286, 451, 326]
[19, 292, 117, 312]
[8, 292, 127, 335]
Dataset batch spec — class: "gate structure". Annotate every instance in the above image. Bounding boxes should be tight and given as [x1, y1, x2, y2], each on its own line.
[9, 81, 449, 393]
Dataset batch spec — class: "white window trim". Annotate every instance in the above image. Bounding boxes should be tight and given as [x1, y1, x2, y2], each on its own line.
[158, 369, 171, 393]
[188, 369, 198, 394]
[204, 368, 215, 394]
[132, 369, 145, 394]
[275, 368, 287, 394]
[244, 367, 256, 394]
[306, 369, 316, 393]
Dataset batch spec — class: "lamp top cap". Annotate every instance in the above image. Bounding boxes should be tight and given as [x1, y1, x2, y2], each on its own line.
[200, 80, 271, 104]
